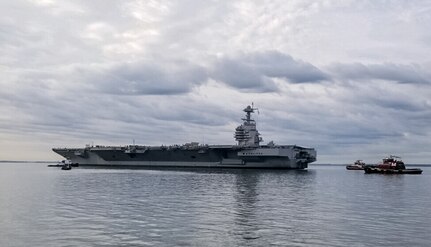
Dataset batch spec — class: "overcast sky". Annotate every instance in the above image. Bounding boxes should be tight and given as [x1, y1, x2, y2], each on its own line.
[1, 0, 431, 163]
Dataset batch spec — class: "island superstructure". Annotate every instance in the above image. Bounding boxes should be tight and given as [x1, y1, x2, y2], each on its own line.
[53, 105, 316, 169]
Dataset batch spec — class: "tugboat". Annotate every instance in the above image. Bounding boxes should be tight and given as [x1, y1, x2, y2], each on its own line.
[364, 155, 422, 174]
[346, 160, 365, 170]
[61, 163, 72, 170]
[47, 161, 64, 167]
[48, 160, 79, 168]
[55, 160, 72, 170]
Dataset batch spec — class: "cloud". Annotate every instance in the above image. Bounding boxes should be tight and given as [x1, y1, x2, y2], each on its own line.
[329, 62, 431, 84]
[83, 61, 208, 95]
[62, 51, 329, 95]
[1, 0, 431, 163]
[211, 51, 329, 91]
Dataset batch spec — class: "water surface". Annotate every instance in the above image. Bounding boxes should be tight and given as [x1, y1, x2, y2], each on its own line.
[1, 163, 430, 246]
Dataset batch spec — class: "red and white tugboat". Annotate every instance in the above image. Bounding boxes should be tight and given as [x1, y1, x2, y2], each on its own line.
[364, 155, 422, 174]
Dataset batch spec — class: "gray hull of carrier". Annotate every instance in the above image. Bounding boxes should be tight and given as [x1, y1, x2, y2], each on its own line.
[53, 144, 316, 169]
[53, 105, 316, 169]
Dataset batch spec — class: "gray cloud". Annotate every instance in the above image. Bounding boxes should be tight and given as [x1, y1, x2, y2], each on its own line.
[87, 61, 208, 95]
[66, 51, 329, 95]
[329, 62, 431, 84]
[211, 51, 329, 91]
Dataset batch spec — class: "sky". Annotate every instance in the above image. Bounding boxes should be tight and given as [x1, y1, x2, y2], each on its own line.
[1, 0, 431, 163]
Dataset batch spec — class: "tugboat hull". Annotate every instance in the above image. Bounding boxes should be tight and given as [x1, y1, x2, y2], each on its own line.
[364, 155, 422, 175]
[364, 167, 422, 174]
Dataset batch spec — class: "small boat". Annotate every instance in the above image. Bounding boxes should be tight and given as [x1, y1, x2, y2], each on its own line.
[53, 160, 73, 170]
[48, 160, 68, 167]
[61, 163, 72, 170]
[346, 160, 365, 170]
[47, 163, 62, 167]
[364, 155, 422, 175]
[48, 160, 78, 168]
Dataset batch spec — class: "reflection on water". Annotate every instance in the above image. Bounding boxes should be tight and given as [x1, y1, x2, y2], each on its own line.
[233, 171, 261, 241]
[1, 164, 430, 247]
[231, 170, 317, 246]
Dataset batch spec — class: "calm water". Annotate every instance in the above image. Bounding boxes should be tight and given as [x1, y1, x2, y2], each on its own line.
[1, 163, 430, 247]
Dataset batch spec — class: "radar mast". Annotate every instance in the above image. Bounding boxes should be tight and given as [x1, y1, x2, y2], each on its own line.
[235, 104, 263, 147]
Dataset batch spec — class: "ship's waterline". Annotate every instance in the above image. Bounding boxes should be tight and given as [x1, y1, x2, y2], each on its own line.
[53, 105, 316, 169]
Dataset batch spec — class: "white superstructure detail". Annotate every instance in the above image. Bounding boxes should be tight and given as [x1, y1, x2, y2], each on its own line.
[234, 105, 263, 147]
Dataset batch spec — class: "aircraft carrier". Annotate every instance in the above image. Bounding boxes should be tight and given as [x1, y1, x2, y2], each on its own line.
[53, 105, 316, 169]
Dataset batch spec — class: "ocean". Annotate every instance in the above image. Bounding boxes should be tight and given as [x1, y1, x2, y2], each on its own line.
[1, 163, 430, 247]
